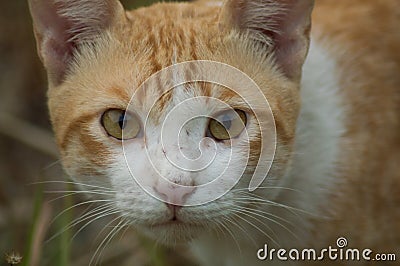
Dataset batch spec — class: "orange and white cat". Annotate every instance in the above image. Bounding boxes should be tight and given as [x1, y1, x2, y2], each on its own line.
[28, 0, 400, 265]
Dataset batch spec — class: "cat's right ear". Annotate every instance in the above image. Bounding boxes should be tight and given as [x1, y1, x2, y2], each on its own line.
[28, 0, 125, 86]
[219, 0, 314, 82]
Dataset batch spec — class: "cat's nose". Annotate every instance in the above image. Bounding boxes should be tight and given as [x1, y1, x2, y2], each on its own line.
[153, 181, 195, 206]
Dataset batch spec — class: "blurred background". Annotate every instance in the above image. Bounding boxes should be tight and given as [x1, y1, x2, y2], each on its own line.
[0, 1, 193, 265]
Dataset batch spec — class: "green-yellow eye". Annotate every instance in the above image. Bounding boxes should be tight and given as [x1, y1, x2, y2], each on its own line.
[208, 110, 247, 141]
[101, 109, 141, 140]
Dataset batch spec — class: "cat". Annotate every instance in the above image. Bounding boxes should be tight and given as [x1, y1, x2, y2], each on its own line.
[28, 0, 400, 265]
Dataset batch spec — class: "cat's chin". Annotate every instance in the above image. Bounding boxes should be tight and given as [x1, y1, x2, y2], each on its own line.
[138, 222, 206, 245]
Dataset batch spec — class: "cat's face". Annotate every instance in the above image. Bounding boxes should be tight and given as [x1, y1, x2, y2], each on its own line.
[29, 0, 313, 244]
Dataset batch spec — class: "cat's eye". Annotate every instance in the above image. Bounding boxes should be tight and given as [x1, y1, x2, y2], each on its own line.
[101, 109, 141, 140]
[208, 110, 247, 141]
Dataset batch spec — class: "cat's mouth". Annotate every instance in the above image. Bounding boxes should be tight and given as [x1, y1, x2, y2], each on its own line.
[148, 205, 201, 229]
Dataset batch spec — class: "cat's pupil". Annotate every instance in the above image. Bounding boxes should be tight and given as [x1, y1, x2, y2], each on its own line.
[118, 113, 126, 130]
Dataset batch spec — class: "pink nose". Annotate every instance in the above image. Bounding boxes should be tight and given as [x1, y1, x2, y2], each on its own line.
[153, 181, 195, 206]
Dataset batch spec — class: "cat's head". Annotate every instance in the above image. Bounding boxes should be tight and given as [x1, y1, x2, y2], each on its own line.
[29, 0, 314, 244]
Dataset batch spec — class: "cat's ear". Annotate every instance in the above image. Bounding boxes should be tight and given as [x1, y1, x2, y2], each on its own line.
[28, 0, 125, 86]
[220, 0, 314, 81]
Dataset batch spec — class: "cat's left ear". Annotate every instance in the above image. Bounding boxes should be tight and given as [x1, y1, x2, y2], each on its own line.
[28, 0, 125, 86]
[220, 0, 315, 81]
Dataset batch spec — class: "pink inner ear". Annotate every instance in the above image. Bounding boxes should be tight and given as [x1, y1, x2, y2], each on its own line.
[42, 34, 76, 85]
[30, 0, 80, 85]
[29, 0, 123, 86]
[271, 27, 310, 81]
[271, 0, 314, 80]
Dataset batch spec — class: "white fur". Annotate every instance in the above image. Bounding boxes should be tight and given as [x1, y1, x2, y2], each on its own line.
[281, 38, 346, 216]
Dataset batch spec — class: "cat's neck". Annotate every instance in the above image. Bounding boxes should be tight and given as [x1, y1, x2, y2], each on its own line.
[279, 37, 346, 217]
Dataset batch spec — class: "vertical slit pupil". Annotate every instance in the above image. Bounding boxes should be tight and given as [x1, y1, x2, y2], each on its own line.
[118, 112, 126, 130]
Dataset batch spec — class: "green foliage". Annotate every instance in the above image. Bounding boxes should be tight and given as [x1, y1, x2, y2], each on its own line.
[21, 182, 43, 266]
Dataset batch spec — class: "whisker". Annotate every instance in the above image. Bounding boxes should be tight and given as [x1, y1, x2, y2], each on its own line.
[50, 199, 114, 227]
[230, 205, 300, 242]
[46, 205, 119, 244]
[71, 207, 120, 243]
[231, 212, 280, 247]
[219, 216, 242, 254]
[117, 220, 132, 242]
[45, 190, 114, 195]
[229, 205, 279, 240]
[232, 195, 314, 216]
[90, 215, 124, 266]
[219, 212, 258, 248]
[233, 197, 310, 224]
[29, 180, 116, 192]
[210, 220, 226, 241]
[233, 186, 303, 193]
[235, 205, 296, 227]
[46, 191, 114, 203]
[42, 159, 62, 170]
[97, 218, 128, 265]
